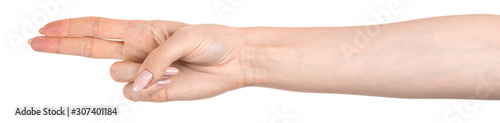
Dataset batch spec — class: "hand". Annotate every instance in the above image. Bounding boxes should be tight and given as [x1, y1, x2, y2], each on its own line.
[125, 24, 251, 102]
[30, 17, 251, 102]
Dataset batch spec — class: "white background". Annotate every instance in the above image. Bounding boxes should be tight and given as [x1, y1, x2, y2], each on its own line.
[1, 0, 500, 123]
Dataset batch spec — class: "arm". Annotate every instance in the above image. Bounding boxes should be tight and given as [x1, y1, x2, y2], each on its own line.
[241, 14, 500, 99]
[31, 15, 500, 102]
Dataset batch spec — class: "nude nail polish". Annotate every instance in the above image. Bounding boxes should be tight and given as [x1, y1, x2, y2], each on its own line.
[157, 79, 172, 85]
[133, 69, 153, 91]
[164, 67, 179, 75]
[28, 38, 33, 45]
[39, 28, 44, 34]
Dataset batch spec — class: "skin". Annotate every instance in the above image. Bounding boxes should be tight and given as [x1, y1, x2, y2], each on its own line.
[29, 14, 500, 102]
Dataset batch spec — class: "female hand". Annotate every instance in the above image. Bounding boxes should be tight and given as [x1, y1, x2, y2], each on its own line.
[30, 17, 251, 102]
[33, 15, 499, 101]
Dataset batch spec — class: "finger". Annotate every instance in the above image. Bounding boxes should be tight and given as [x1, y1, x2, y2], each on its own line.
[29, 36, 124, 59]
[41, 17, 131, 39]
[110, 61, 179, 82]
[156, 76, 173, 85]
[131, 34, 189, 92]
[123, 70, 231, 102]
[123, 79, 171, 102]
[110, 61, 141, 82]
[123, 71, 176, 102]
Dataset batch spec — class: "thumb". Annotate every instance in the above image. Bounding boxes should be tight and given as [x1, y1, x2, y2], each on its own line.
[132, 38, 187, 92]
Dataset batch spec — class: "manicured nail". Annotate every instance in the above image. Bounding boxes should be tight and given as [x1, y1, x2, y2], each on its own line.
[39, 28, 44, 34]
[133, 69, 153, 92]
[28, 38, 33, 45]
[164, 67, 179, 75]
[156, 79, 172, 85]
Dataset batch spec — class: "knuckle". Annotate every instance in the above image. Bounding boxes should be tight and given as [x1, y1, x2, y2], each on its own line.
[163, 89, 170, 102]
[83, 38, 94, 57]
[109, 62, 121, 81]
[114, 43, 125, 59]
[149, 50, 168, 64]
[149, 90, 169, 102]
[92, 17, 100, 37]
[148, 20, 168, 44]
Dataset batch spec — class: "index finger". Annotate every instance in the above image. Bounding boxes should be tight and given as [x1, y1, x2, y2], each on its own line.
[41, 17, 132, 39]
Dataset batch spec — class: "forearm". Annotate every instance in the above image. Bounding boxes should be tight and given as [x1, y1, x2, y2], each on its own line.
[241, 14, 500, 99]
[240, 26, 358, 91]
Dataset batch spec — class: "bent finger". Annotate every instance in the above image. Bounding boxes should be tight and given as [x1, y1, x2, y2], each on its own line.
[123, 80, 171, 102]
[110, 61, 141, 82]
[132, 33, 190, 92]
[110, 61, 178, 82]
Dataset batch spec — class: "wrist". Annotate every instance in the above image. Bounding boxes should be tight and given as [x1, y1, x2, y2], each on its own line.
[238, 27, 272, 87]
[238, 27, 293, 87]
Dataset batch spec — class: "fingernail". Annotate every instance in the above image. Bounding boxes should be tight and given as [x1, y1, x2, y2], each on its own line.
[133, 69, 153, 92]
[39, 28, 44, 34]
[28, 38, 33, 45]
[164, 67, 179, 75]
[156, 79, 172, 85]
